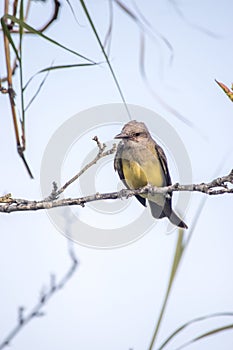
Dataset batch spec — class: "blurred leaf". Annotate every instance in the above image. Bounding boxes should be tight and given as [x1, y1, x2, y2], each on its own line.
[131, 0, 174, 65]
[148, 229, 185, 350]
[113, 1, 200, 132]
[158, 312, 233, 350]
[114, 0, 139, 21]
[79, 0, 131, 119]
[215, 80, 233, 102]
[168, 0, 221, 38]
[65, 0, 81, 25]
[103, 0, 114, 55]
[174, 323, 233, 350]
[169, 229, 184, 286]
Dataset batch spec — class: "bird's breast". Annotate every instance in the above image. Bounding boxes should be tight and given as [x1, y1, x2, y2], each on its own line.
[121, 142, 165, 189]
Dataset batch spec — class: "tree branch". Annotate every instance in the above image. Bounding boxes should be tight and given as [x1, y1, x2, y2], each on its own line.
[0, 170, 232, 214]
[0, 242, 78, 350]
[50, 136, 117, 199]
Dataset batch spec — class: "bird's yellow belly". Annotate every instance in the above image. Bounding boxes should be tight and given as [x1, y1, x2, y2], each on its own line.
[122, 154, 166, 206]
[122, 159, 164, 189]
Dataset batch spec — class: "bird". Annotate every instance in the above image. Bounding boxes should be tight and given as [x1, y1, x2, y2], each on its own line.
[114, 120, 188, 229]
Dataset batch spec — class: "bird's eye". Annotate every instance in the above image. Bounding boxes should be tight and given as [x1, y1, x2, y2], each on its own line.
[135, 132, 141, 136]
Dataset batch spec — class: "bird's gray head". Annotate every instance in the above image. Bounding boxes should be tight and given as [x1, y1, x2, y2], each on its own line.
[114, 120, 150, 142]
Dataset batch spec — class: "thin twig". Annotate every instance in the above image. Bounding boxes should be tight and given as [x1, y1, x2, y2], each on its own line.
[37, 0, 61, 32]
[0, 169, 233, 213]
[48, 137, 117, 199]
[0, 0, 61, 36]
[0, 243, 78, 350]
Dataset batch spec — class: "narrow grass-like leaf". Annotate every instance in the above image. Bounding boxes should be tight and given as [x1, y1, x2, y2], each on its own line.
[23, 63, 97, 92]
[174, 323, 233, 350]
[103, 0, 114, 55]
[65, 0, 81, 25]
[113, 1, 197, 131]
[25, 69, 50, 111]
[144, 77, 205, 135]
[114, 0, 139, 21]
[19, 0, 26, 129]
[148, 229, 184, 350]
[79, 0, 131, 119]
[3, 14, 95, 64]
[1, 18, 20, 60]
[131, 0, 174, 65]
[168, 0, 221, 38]
[24, 62, 96, 110]
[36, 62, 97, 73]
[168, 229, 184, 286]
[114, 1, 205, 133]
[158, 312, 233, 350]
[149, 155, 232, 350]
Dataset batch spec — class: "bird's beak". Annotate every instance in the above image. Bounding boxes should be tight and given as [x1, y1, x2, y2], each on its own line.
[114, 132, 129, 139]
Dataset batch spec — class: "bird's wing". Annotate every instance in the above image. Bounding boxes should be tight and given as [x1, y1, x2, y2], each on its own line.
[155, 142, 172, 186]
[154, 141, 173, 213]
[114, 141, 126, 183]
[114, 142, 146, 207]
[153, 142, 187, 228]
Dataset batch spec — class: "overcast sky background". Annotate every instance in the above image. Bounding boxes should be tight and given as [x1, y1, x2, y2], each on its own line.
[1, 0, 233, 349]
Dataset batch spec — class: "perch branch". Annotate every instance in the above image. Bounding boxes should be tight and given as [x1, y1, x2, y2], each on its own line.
[0, 170, 232, 213]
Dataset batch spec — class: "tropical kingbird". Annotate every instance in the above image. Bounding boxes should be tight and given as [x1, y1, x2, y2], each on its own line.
[114, 120, 187, 229]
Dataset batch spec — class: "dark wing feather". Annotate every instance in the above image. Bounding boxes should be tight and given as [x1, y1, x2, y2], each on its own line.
[154, 141, 172, 213]
[154, 142, 172, 186]
[114, 141, 146, 207]
[114, 141, 126, 185]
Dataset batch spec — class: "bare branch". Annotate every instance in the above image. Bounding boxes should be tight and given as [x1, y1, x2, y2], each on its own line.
[0, 170, 232, 214]
[47, 137, 117, 200]
[0, 243, 78, 350]
[37, 0, 61, 32]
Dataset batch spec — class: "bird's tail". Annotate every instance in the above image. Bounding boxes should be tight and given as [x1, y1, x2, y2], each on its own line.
[149, 200, 188, 229]
[168, 210, 188, 229]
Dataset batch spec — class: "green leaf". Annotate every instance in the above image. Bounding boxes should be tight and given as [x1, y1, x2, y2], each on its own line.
[36, 62, 97, 73]
[24, 62, 97, 110]
[23, 62, 97, 92]
[2, 14, 95, 64]
[1, 18, 20, 60]
[25, 69, 50, 111]
[79, 0, 131, 119]
[19, 0, 25, 128]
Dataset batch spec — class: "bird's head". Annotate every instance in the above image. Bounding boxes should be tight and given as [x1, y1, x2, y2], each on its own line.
[114, 120, 150, 142]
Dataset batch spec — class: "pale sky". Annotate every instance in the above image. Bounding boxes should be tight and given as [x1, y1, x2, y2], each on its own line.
[1, 1, 233, 349]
